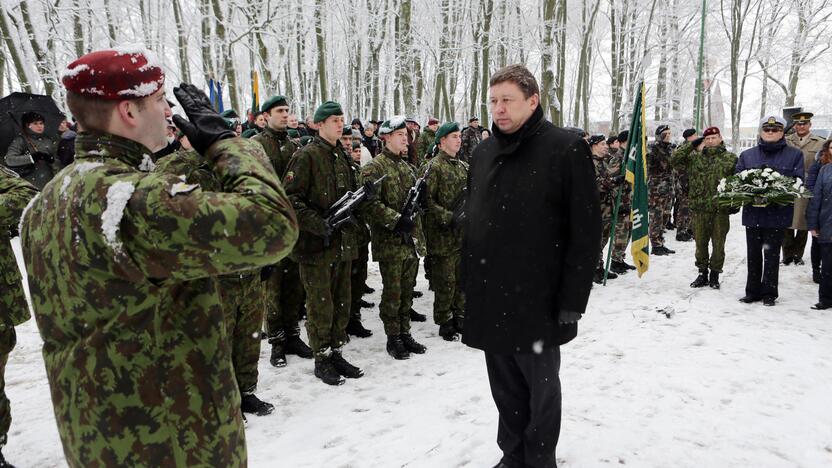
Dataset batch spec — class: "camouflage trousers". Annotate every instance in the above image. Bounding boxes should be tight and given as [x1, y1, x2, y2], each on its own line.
[693, 211, 730, 273]
[424, 256, 434, 291]
[218, 274, 265, 395]
[674, 193, 692, 235]
[378, 255, 419, 336]
[612, 206, 632, 262]
[264, 258, 305, 344]
[429, 253, 464, 326]
[299, 261, 351, 357]
[649, 191, 674, 247]
[599, 202, 614, 267]
[0, 322, 16, 447]
[350, 245, 369, 321]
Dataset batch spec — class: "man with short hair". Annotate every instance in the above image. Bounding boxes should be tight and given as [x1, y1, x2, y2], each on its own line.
[252, 96, 312, 369]
[283, 101, 364, 385]
[648, 125, 676, 255]
[737, 116, 804, 306]
[21, 48, 299, 466]
[671, 127, 737, 289]
[673, 129, 698, 242]
[460, 117, 482, 162]
[608, 131, 636, 273]
[783, 111, 826, 265]
[361, 117, 429, 360]
[463, 64, 600, 468]
[423, 122, 468, 341]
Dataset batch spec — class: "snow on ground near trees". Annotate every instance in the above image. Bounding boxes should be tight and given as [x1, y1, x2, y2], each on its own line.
[7, 216, 832, 467]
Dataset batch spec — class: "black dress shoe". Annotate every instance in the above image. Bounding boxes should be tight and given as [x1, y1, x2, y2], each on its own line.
[762, 297, 776, 306]
[811, 302, 832, 310]
[739, 295, 762, 303]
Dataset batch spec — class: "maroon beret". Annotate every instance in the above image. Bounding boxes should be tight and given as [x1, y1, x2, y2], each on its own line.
[427, 118, 440, 126]
[703, 126, 720, 137]
[61, 46, 165, 100]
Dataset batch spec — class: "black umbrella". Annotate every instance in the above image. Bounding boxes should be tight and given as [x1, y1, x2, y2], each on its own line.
[0, 92, 64, 156]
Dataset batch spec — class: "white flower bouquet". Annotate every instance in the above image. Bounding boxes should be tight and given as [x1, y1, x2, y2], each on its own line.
[716, 167, 811, 208]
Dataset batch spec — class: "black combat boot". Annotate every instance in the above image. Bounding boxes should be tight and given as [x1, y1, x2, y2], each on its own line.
[453, 315, 465, 334]
[330, 350, 364, 378]
[269, 330, 287, 368]
[285, 330, 313, 359]
[665, 220, 675, 230]
[610, 260, 629, 274]
[345, 318, 373, 338]
[652, 245, 675, 256]
[438, 321, 460, 341]
[676, 231, 692, 242]
[401, 333, 427, 354]
[708, 271, 720, 289]
[386, 335, 411, 360]
[240, 393, 275, 416]
[358, 299, 375, 308]
[409, 308, 427, 322]
[314, 354, 346, 386]
[413, 290, 424, 299]
[690, 270, 708, 288]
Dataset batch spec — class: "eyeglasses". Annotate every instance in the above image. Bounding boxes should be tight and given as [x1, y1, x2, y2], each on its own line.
[761, 127, 783, 133]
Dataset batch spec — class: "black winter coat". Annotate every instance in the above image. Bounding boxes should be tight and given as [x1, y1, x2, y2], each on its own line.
[461, 106, 601, 354]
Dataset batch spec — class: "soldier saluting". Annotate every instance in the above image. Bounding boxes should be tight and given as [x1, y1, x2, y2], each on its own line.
[20, 48, 299, 467]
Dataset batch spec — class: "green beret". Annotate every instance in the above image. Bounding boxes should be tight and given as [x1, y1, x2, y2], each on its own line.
[343, 125, 354, 136]
[241, 128, 258, 138]
[300, 135, 314, 146]
[378, 115, 407, 135]
[287, 129, 300, 138]
[313, 101, 343, 123]
[220, 109, 239, 119]
[261, 95, 289, 113]
[223, 118, 236, 129]
[434, 122, 461, 144]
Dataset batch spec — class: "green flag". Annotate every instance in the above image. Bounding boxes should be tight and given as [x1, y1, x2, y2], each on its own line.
[625, 82, 649, 276]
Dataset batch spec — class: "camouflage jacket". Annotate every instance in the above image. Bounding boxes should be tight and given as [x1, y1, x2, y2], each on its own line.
[607, 148, 631, 208]
[647, 141, 675, 188]
[0, 166, 37, 328]
[671, 142, 737, 213]
[348, 157, 372, 247]
[283, 136, 360, 264]
[252, 126, 300, 178]
[416, 128, 436, 162]
[460, 126, 482, 162]
[592, 154, 617, 206]
[422, 150, 467, 256]
[20, 132, 298, 467]
[360, 147, 426, 261]
[153, 149, 220, 191]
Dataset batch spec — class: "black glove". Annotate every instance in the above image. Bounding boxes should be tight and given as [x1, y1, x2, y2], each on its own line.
[260, 265, 275, 282]
[362, 180, 378, 200]
[450, 210, 466, 230]
[393, 216, 415, 235]
[172, 83, 236, 155]
[31, 151, 52, 162]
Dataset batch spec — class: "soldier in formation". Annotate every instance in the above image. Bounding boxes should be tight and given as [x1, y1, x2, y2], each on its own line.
[607, 132, 637, 273]
[648, 125, 676, 256]
[459, 117, 483, 162]
[589, 135, 624, 282]
[673, 128, 697, 242]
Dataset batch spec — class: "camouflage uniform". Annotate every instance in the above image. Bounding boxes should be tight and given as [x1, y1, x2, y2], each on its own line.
[593, 153, 618, 267]
[155, 150, 265, 395]
[283, 136, 359, 358]
[423, 150, 467, 326]
[348, 158, 372, 324]
[671, 142, 737, 273]
[647, 141, 675, 248]
[415, 127, 436, 162]
[459, 126, 482, 162]
[673, 163, 692, 237]
[360, 148, 426, 336]
[0, 166, 37, 450]
[20, 133, 298, 467]
[252, 127, 307, 346]
[607, 148, 632, 262]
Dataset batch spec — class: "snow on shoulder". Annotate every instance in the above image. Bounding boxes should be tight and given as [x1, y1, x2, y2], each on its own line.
[101, 181, 135, 251]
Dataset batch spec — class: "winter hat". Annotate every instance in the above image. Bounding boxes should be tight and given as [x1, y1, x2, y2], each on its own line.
[313, 101, 343, 123]
[588, 134, 606, 146]
[655, 125, 670, 136]
[378, 116, 407, 136]
[261, 95, 289, 113]
[61, 46, 165, 100]
[682, 128, 697, 139]
[427, 117, 440, 126]
[703, 127, 720, 137]
[21, 111, 45, 127]
[434, 122, 461, 144]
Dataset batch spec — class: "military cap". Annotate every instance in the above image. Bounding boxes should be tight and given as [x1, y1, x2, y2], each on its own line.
[300, 135, 314, 146]
[378, 115, 407, 135]
[655, 124, 670, 136]
[760, 115, 786, 129]
[682, 128, 697, 139]
[617, 130, 629, 142]
[606, 136, 618, 146]
[342, 125, 354, 136]
[241, 128, 258, 138]
[427, 117, 440, 126]
[703, 127, 720, 137]
[313, 101, 343, 123]
[220, 109, 239, 119]
[469, 116, 479, 123]
[588, 134, 606, 146]
[792, 112, 814, 124]
[287, 129, 300, 138]
[434, 122, 461, 144]
[261, 95, 289, 113]
[61, 46, 164, 100]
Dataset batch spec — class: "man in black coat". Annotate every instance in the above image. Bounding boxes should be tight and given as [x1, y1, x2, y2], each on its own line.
[462, 64, 601, 468]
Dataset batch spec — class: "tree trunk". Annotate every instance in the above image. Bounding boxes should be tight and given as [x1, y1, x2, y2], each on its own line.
[479, 0, 493, 124]
[210, 0, 240, 111]
[554, 0, 567, 127]
[314, 0, 328, 102]
[200, 0, 215, 81]
[18, 1, 53, 95]
[172, 0, 191, 84]
[104, 0, 117, 46]
[0, 7, 33, 93]
[654, 9, 668, 122]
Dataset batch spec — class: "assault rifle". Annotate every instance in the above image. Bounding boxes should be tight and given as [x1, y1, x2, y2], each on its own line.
[322, 175, 386, 246]
[397, 164, 432, 242]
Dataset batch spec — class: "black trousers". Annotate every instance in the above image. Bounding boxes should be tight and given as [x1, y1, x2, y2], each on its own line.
[485, 347, 561, 468]
[745, 227, 785, 299]
[783, 229, 808, 260]
[818, 243, 832, 304]
[811, 236, 821, 271]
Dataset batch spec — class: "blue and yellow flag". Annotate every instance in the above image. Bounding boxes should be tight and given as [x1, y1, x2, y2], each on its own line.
[625, 82, 649, 276]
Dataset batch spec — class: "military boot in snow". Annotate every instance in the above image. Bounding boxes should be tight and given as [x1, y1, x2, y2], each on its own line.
[401, 333, 427, 354]
[690, 270, 708, 288]
[314, 353, 345, 386]
[438, 321, 460, 341]
[409, 308, 427, 322]
[269, 330, 287, 368]
[386, 335, 411, 360]
[240, 393, 275, 416]
[708, 271, 720, 289]
[285, 329, 313, 359]
[345, 318, 373, 338]
[330, 350, 364, 378]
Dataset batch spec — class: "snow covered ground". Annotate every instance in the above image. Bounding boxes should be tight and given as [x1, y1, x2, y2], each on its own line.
[6, 215, 832, 467]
